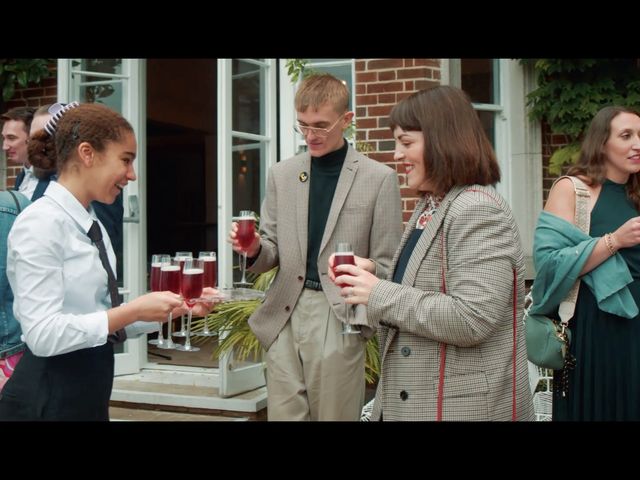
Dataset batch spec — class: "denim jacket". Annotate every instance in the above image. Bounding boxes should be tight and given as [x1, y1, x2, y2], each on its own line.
[0, 191, 30, 359]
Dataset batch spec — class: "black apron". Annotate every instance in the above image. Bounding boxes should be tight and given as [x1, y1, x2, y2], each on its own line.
[0, 342, 114, 421]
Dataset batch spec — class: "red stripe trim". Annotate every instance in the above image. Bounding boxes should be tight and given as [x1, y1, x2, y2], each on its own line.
[512, 268, 517, 421]
[436, 343, 447, 421]
[437, 230, 447, 421]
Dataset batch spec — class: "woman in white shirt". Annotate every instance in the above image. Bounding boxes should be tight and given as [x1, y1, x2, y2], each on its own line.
[0, 102, 216, 421]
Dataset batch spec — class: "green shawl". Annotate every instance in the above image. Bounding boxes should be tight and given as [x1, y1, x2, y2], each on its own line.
[530, 211, 638, 319]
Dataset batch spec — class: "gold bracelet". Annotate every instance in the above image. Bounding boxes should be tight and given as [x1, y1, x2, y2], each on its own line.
[604, 233, 617, 256]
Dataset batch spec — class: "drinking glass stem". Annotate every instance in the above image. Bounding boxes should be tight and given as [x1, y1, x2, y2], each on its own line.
[185, 308, 193, 350]
[157, 321, 164, 345]
[164, 312, 175, 348]
[241, 251, 248, 283]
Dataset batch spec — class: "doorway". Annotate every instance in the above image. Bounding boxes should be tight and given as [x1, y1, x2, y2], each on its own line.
[146, 59, 219, 367]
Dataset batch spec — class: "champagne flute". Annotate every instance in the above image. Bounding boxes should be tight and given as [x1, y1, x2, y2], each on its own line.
[196, 251, 217, 337]
[334, 242, 360, 335]
[175, 258, 204, 352]
[172, 251, 193, 337]
[234, 210, 255, 288]
[148, 254, 171, 347]
[158, 259, 181, 350]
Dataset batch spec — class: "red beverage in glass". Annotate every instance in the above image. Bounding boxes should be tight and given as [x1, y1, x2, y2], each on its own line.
[161, 265, 181, 294]
[182, 268, 204, 306]
[202, 257, 217, 288]
[237, 218, 255, 250]
[334, 253, 355, 288]
[150, 263, 162, 292]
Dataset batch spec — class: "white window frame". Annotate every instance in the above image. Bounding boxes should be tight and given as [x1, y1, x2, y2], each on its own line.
[445, 58, 541, 278]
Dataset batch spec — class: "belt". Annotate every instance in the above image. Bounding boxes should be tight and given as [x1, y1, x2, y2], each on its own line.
[303, 279, 322, 291]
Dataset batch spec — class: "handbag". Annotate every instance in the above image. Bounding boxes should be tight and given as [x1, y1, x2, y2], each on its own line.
[525, 176, 590, 370]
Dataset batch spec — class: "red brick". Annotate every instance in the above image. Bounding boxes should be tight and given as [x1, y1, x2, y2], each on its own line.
[404, 81, 414, 91]
[356, 107, 367, 117]
[415, 80, 439, 90]
[404, 59, 414, 67]
[367, 82, 404, 94]
[397, 68, 431, 80]
[356, 117, 377, 129]
[378, 70, 396, 81]
[355, 84, 366, 95]
[356, 71, 377, 83]
[369, 129, 393, 140]
[378, 93, 396, 104]
[355, 60, 366, 71]
[356, 94, 378, 106]
[369, 152, 395, 163]
[413, 59, 440, 67]
[368, 105, 393, 117]
[368, 59, 404, 70]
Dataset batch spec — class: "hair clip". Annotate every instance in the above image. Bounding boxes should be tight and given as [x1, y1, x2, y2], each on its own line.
[44, 101, 80, 137]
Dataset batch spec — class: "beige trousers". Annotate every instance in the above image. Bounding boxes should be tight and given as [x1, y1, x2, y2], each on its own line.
[265, 288, 365, 421]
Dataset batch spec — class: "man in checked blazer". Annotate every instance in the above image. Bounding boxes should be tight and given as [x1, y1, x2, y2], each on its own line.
[229, 74, 402, 421]
[332, 86, 534, 421]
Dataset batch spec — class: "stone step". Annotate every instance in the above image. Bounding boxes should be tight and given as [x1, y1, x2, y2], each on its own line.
[110, 406, 248, 421]
[110, 367, 267, 418]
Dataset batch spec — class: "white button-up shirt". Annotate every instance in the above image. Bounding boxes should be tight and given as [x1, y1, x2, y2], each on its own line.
[17, 166, 39, 200]
[7, 181, 113, 357]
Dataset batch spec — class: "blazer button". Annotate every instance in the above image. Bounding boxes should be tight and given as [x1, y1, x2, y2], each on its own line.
[297, 275, 303, 281]
[400, 390, 408, 401]
[401, 346, 411, 357]
[285, 306, 290, 312]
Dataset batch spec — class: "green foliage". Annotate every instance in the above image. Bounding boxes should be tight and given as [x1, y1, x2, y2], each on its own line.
[523, 59, 640, 172]
[285, 59, 314, 83]
[548, 143, 581, 176]
[0, 59, 51, 103]
[192, 266, 382, 384]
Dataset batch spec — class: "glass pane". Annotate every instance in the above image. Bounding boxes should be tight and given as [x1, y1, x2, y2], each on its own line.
[461, 59, 495, 104]
[308, 63, 353, 111]
[78, 81, 123, 114]
[232, 137, 263, 215]
[232, 60, 263, 135]
[476, 110, 495, 147]
[72, 58, 123, 75]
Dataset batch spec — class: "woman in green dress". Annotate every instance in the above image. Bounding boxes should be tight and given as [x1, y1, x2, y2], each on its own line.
[541, 106, 640, 420]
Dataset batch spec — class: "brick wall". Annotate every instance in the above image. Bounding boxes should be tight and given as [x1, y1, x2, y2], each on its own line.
[356, 59, 442, 223]
[541, 122, 572, 205]
[2, 64, 58, 189]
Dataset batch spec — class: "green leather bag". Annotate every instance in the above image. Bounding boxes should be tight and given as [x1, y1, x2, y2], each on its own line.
[525, 313, 571, 370]
[525, 176, 589, 371]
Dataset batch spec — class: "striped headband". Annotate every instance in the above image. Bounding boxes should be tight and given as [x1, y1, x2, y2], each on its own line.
[44, 101, 80, 137]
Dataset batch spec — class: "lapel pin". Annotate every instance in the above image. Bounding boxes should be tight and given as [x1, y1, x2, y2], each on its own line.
[299, 171, 308, 183]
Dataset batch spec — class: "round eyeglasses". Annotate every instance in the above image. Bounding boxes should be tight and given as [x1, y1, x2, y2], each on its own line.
[294, 115, 344, 138]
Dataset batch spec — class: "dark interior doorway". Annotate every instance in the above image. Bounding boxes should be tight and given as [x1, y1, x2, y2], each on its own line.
[146, 59, 218, 262]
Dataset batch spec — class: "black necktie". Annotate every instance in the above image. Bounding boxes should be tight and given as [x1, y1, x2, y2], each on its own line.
[14, 169, 25, 190]
[87, 221, 127, 344]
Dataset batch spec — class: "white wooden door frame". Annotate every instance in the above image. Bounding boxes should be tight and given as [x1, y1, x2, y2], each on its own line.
[58, 59, 147, 375]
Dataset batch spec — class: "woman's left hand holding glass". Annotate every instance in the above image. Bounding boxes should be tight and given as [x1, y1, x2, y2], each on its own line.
[333, 262, 380, 306]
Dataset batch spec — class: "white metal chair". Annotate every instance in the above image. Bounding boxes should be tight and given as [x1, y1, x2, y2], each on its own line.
[529, 361, 553, 421]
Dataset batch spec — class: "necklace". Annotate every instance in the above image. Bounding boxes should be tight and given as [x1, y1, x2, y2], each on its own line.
[416, 193, 442, 230]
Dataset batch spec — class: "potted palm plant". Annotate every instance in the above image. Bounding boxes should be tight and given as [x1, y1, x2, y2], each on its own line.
[190, 267, 381, 384]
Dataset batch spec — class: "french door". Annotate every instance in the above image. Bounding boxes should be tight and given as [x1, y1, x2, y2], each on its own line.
[217, 59, 277, 396]
[58, 59, 146, 375]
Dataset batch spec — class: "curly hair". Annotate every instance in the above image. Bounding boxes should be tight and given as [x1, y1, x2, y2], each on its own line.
[28, 103, 133, 173]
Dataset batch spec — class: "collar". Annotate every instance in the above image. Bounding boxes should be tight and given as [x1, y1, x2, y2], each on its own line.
[43, 181, 97, 234]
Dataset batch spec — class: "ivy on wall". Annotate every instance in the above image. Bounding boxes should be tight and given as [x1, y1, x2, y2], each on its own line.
[0, 59, 52, 112]
[522, 59, 640, 174]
